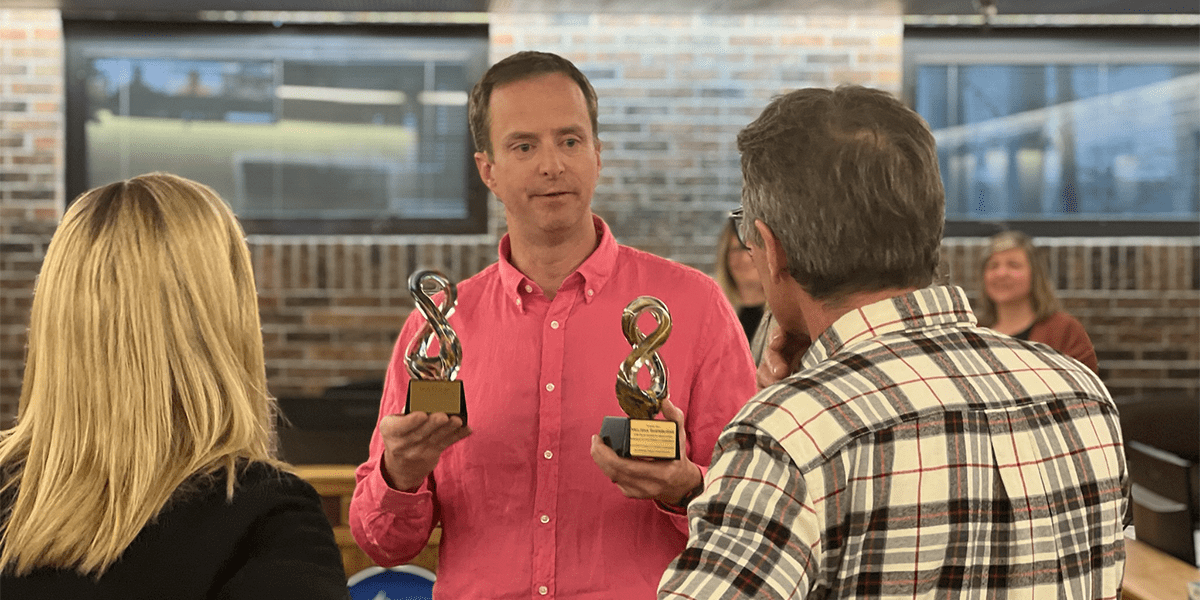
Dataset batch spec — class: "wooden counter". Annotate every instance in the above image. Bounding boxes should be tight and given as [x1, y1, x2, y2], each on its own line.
[295, 464, 440, 579]
[1123, 537, 1200, 600]
[298, 466, 1197, 595]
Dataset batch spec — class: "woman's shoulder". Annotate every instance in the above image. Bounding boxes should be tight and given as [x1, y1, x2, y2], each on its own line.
[1034, 310, 1087, 332]
[228, 462, 320, 505]
[169, 461, 318, 514]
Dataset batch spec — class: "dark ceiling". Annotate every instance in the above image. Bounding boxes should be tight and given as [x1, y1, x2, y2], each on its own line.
[905, 0, 1198, 13]
[0, 0, 1195, 17]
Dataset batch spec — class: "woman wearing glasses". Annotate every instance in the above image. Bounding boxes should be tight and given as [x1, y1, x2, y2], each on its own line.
[715, 209, 766, 344]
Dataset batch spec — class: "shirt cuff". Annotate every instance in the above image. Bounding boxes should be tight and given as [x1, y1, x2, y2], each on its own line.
[654, 464, 708, 515]
[370, 460, 435, 512]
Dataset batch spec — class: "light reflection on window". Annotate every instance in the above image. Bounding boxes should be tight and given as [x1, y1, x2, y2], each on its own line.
[915, 63, 1200, 222]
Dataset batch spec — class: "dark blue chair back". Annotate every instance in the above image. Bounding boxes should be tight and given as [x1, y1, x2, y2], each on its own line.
[347, 565, 436, 600]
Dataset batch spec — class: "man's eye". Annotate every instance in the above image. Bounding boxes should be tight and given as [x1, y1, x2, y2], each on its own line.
[516, 143, 532, 152]
[564, 139, 578, 147]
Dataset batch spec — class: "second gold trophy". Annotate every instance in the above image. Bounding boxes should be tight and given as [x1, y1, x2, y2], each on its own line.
[599, 296, 678, 460]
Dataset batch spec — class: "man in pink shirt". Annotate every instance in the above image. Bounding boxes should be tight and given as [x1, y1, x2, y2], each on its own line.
[349, 51, 757, 598]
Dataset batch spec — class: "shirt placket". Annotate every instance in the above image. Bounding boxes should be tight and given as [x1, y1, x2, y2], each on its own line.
[530, 282, 578, 599]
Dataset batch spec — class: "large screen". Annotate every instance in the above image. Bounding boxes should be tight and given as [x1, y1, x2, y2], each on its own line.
[65, 21, 489, 235]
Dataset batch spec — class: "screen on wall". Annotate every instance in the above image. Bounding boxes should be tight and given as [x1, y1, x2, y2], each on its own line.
[65, 21, 489, 235]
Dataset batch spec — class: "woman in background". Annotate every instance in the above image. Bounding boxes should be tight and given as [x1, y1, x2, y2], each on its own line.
[977, 230, 1099, 373]
[715, 217, 766, 344]
[0, 173, 349, 598]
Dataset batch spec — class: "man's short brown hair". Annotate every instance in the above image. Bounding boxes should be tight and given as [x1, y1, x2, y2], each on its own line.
[468, 51, 599, 158]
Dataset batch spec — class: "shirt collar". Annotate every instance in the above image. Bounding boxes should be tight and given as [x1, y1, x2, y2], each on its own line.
[802, 285, 977, 367]
[497, 215, 619, 311]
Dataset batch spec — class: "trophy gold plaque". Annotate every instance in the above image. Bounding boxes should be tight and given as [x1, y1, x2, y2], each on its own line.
[599, 296, 679, 460]
[403, 270, 467, 425]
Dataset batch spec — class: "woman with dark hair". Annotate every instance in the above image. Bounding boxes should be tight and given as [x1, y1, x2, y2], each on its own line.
[977, 230, 1099, 373]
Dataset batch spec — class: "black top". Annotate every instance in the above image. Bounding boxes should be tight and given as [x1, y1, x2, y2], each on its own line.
[1, 462, 350, 600]
[737, 304, 765, 343]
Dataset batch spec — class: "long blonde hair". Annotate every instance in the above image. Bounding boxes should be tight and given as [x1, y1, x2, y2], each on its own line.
[714, 219, 747, 308]
[976, 230, 1061, 328]
[0, 173, 280, 576]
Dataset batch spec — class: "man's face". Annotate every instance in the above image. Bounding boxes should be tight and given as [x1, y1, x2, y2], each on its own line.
[748, 215, 810, 340]
[474, 73, 602, 239]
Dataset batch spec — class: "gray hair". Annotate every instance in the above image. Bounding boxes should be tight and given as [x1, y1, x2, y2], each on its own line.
[737, 85, 945, 302]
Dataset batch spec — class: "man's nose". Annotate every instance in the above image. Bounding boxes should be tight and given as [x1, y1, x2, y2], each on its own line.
[539, 147, 566, 176]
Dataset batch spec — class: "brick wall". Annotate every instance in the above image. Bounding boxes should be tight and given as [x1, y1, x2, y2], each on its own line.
[1, 8, 1196, 425]
[0, 9, 63, 425]
[491, 13, 903, 266]
[942, 239, 1200, 399]
[251, 236, 496, 396]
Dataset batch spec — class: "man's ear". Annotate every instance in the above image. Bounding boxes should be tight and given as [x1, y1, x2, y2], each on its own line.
[754, 219, 788, 281]
[474, 151, 497, 194]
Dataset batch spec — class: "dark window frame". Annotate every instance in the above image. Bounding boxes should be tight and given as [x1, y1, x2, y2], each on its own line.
[64, 19, 491, 236]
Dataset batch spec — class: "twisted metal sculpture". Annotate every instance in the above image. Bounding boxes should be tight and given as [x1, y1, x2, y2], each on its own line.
[615, 296, 672, 420]
[404, 270, 462, 382]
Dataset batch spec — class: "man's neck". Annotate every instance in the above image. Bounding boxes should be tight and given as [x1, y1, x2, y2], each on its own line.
[798, 287, 919, 343]
[507, 217, 600, 301]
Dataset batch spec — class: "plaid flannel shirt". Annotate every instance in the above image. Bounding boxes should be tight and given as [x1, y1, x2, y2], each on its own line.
[659, 285, 1129, 600]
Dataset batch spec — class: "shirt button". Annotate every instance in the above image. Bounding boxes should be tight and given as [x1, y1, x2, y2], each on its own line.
[515, 298, 521, 306]
[550, 320, 559, 329]
[539, 586, 548, 595]
[545, 383, 555, 392]
[544, 450, 553, 459]
[540, 514, 550, 524]
[587, 289, 594, 296]
[525, 284, 533, 293]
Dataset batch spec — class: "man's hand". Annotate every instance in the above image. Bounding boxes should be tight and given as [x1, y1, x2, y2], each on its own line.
[756, 324, 810, 389]
[379, 411, 471, 492]
[590, 399, 701, 506]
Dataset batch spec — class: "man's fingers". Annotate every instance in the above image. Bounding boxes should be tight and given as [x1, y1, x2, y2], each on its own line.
[379, 411, 429, 438]
[661, 399, 684, 424]
[767, 324, 788, 351]
[590, 435, 620, 481]
[427, 423, 472, 450]
[382, 412, 467, 450]
[757, 352, 787, 389]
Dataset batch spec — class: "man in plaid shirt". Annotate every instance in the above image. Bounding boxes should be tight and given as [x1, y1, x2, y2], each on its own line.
[658, 85, 1129, 599]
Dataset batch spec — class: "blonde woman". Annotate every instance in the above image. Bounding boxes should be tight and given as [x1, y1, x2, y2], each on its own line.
[715, 216, 766, 344]
[0, 173, 349, 598]
[977, 230, 1099, 373]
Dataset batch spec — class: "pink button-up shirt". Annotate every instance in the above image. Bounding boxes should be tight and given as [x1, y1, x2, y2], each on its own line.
[350, 217, 757, 599]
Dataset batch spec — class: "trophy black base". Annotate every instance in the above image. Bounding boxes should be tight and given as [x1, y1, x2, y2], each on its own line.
[405, 380, 467, 426]
[599, 416, 679, 460]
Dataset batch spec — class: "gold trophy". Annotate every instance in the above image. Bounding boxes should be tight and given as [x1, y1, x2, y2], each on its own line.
[403, 269, 467, 425]
[599, 296, 678, 460]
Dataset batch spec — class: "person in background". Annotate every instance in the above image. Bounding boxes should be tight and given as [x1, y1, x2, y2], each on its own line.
[977, 229, 1099, 373]
[350, 51, 757, 599]
[0, 173, 349, 599]
[715, 217, 766, 344]
[659, 85, 1128, 599]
